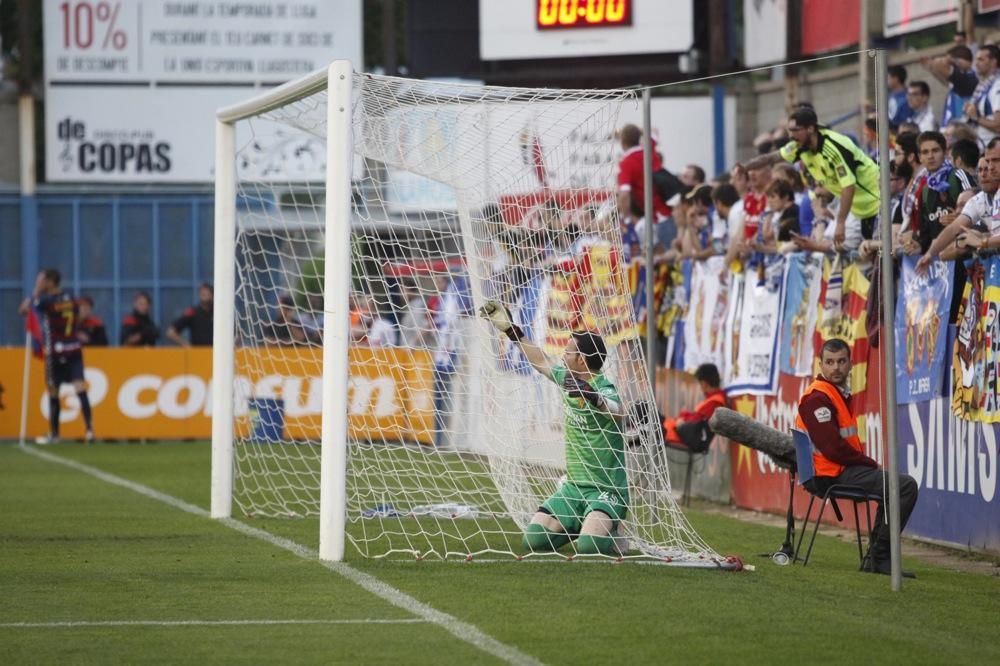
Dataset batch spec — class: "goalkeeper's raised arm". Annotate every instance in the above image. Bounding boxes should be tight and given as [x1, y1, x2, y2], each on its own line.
[478, 300, 623, 421]
[479, 300, 555, 381]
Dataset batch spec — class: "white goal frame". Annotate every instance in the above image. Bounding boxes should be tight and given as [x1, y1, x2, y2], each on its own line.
[209, 61, 735, 569]
[211, 60, 353, 562]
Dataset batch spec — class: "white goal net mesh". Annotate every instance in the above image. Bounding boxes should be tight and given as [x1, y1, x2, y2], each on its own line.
[227, 69, 730, 566]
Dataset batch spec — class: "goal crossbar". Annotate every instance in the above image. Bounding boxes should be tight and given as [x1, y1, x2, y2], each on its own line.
[216, 68, 330, 124]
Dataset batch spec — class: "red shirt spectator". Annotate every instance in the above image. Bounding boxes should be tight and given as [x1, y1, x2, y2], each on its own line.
[617, 124, 671, 220]
[741, 190, 768, 241]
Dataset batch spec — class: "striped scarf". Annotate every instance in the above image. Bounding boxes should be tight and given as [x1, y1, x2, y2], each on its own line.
[973, 72, 999, 110]
[926, 160, 955, 193]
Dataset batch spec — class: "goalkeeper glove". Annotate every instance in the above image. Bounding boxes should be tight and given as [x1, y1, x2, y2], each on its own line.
[478, 300, 524, 342]
[562, 373, 604, 410]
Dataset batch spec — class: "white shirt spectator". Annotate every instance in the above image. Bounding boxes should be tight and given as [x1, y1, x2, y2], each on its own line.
[959, 189, 1000, 233]
[726, 198, 745, 242]
[909, 105, 938, 133]
[819, 200, 863, 252]
[399, 296, 434, 348]
[974, 76, 1000, 146]
[366, 316, 397, 347]
[710, 208, 729, 251]
[433, 280, 464, 372]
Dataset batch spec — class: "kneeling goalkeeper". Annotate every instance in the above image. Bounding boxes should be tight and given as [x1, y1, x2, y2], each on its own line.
[479, 301, 627, 556]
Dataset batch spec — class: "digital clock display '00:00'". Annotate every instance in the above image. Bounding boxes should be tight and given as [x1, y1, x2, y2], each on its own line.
[536, 0, 633, 30]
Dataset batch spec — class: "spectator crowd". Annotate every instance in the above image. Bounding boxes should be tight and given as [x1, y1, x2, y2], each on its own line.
[22, 38, 1000, 368]
[603, 42, 1000, 358]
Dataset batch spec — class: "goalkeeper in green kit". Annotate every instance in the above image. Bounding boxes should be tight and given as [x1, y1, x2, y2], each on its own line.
[479, 300, 628, 556]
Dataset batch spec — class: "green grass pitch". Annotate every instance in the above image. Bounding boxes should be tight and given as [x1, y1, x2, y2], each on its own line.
[1, 441, 998, 664]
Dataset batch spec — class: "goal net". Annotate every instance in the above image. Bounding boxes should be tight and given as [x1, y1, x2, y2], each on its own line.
[214, 62, 733, 567]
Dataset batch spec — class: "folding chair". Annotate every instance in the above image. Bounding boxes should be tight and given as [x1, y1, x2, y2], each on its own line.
[790, 428, 881, 568]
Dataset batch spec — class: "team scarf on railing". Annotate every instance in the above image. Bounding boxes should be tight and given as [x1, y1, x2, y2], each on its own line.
[813, 257, 872, 408]
[901, 168, 926, 231]
[623, 250, 677, 338]
[625, 251, 647, 324]
[654, 260, 685, 338]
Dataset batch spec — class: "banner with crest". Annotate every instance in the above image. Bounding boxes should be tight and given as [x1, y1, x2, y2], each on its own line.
[895, 256, 952, 404]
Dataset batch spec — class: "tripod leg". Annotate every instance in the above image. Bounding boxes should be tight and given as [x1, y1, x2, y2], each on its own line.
[782, 472, 796, 556]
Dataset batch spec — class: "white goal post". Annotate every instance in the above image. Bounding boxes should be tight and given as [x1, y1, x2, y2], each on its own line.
[212, 62, 352, 561]
[212, 60, 735, 568]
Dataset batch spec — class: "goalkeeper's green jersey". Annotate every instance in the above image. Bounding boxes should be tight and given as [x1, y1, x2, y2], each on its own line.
[550, 365, 627, 494]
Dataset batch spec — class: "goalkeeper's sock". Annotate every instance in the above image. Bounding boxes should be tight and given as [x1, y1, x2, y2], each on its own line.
[575, 534, 616, 556]
[78, 392, 93, 431]
[522, 523, 570, 552]
[49, 395, 60, 437]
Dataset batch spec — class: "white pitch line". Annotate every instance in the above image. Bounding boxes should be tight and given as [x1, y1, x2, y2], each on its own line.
[22, 447, 543, 666]
[0, 619, 428, 628]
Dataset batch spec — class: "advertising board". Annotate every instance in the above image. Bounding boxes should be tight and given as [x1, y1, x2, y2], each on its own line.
[0, 347, 434, 444]
[42, 0, 362, 182]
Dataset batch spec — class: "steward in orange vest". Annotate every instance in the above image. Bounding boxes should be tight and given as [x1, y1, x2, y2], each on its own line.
[795, 358, 877, 478]
[795, 338, 920, 578]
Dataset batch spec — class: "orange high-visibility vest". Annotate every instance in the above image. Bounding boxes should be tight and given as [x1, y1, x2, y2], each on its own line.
[794, 379, 863, 478]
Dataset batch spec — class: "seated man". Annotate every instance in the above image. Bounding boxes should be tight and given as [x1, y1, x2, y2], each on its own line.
[663, 363, 726, 452]
[479, 300, 627, 556]
[796, 338, 920, 578]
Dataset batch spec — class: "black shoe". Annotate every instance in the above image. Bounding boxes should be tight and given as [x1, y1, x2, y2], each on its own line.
[862, 557, 916, 579]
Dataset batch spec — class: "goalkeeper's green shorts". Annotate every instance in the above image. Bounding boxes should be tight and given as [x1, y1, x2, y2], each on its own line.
[540, 481, 628, 534]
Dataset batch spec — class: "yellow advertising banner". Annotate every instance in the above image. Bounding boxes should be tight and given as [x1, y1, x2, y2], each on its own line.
[0, 347, 434, 444]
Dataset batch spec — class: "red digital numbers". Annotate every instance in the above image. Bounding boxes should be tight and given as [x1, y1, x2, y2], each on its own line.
[537, 0, 632, 30]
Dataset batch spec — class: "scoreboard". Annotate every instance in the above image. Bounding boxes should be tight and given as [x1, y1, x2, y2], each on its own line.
[480, 0, 692, 60]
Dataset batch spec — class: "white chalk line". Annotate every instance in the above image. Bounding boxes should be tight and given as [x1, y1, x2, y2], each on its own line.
[21, 446, 543, 666]
[0, 619, 427, 628]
